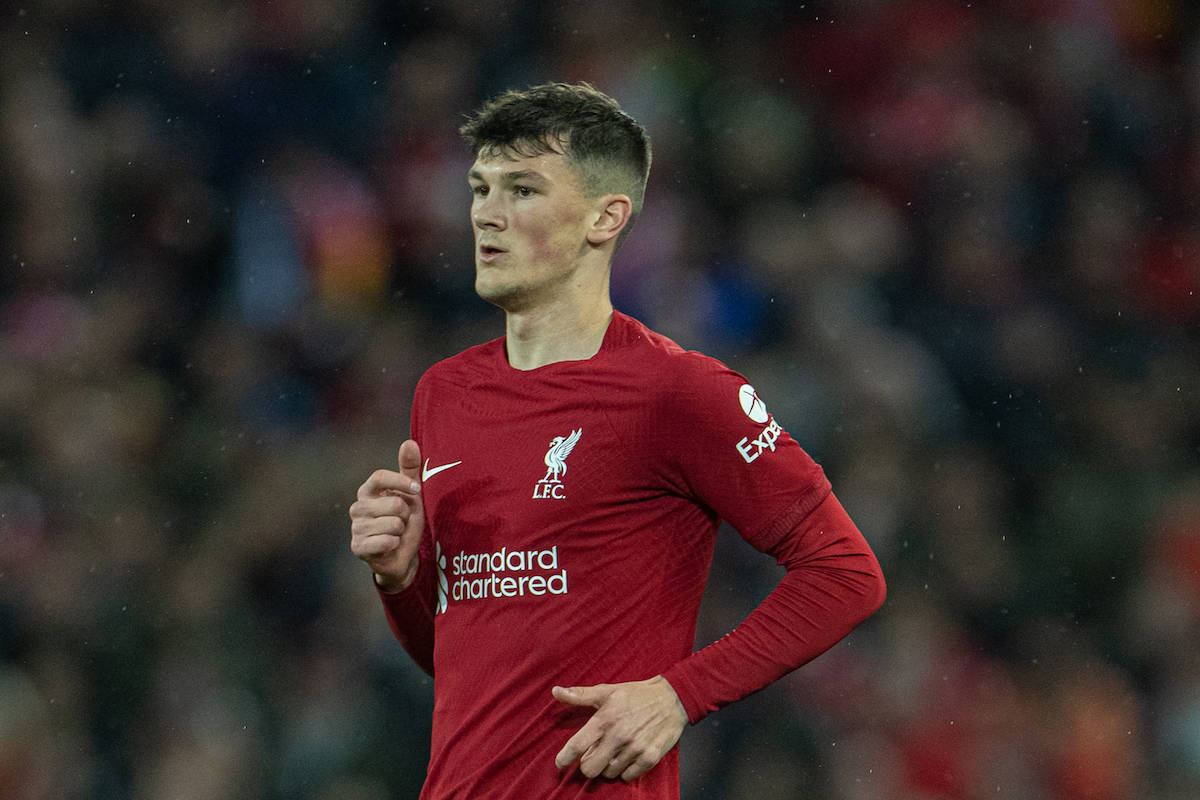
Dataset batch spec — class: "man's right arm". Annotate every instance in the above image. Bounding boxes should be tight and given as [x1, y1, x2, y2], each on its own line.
[349, 439, 436, 674]
[377, 554, 436, 676]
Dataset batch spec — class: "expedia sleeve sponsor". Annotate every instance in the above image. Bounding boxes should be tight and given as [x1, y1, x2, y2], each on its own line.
[735, 415, 784, 463]
[733, 384, 785, 464]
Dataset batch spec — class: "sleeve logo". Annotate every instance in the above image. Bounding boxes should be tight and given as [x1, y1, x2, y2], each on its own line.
[735, 384, 783, 463]
[738, 384, 770, 423]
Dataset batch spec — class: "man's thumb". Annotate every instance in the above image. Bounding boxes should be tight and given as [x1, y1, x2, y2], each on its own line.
[552, 684, 608, 707]
[399, 439, 422, 484]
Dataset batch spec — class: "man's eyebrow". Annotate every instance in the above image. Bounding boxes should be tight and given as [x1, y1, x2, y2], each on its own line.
[468, 168, 550, 184]
[504, 169, 549, 183]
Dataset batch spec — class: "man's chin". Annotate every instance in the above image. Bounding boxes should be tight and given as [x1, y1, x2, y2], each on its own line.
[474, 279, 529, 312]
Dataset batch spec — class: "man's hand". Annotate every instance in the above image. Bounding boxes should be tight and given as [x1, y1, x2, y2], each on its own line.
[349, 440, 425, 592]
[552, 675, 687, 782]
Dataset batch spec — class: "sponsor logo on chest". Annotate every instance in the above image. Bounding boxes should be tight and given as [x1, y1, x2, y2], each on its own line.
[434, 541, 570, 613]
[532, 428, 582, 500]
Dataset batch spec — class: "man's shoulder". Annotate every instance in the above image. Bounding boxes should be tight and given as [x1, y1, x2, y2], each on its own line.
[416, 336, 503, 393]
[611, 312, 736, 382]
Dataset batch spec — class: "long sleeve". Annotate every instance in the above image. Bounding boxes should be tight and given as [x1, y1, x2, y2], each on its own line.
[651, 350, 886, 723]
[662, 489, 885, 723]
[376, 373, 438, 675]
[377, 524, 438, 675]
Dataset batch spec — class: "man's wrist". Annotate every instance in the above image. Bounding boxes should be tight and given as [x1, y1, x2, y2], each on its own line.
[374, 561, 419, 594]
[652, 675, 688, 722]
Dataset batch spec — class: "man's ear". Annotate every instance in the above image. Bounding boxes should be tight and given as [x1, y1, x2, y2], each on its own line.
[586, 194, 633, 246]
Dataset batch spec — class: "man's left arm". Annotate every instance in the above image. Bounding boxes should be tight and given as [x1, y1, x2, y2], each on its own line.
[660, 486, 885, 722]
[551, 358, 885, 780]
[551, 486, 884, 780]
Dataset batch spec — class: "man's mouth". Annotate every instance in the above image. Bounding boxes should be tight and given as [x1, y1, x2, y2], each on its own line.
[478, 244, 508, 263]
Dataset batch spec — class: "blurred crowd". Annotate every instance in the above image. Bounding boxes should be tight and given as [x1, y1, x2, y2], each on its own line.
[1, 0, 1198, 798]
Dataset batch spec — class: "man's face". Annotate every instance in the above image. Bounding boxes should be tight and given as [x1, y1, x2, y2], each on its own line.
[467, 146, 597, 311]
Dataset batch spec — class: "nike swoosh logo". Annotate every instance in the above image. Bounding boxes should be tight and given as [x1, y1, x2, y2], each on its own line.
[422, 459, 462, 482]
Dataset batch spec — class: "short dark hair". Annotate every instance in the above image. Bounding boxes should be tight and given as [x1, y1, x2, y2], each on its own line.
[459, 82, 652, 218]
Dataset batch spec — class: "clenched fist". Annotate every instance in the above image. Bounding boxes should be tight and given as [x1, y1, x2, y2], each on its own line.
[349, 439, 425, 592]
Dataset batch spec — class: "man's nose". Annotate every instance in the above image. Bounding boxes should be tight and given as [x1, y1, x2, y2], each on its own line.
[472, 194, 505, 230]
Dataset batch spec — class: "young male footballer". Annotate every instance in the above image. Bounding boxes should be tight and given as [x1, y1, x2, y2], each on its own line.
[348, 82, 886, 798]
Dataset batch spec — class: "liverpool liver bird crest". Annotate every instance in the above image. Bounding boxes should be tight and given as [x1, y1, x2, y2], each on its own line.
[541, 428, 582, 483]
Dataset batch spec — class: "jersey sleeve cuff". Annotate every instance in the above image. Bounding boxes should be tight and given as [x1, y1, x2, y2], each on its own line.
[661, 664, 710, 725]
[375, 558, 432, 616]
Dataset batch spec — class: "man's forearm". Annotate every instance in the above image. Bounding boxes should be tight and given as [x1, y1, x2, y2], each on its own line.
[378, 555, 437, 675]
[662, 491, 885, 723]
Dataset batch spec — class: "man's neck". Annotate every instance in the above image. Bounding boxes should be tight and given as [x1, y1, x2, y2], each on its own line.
[504, 296, 614, 370]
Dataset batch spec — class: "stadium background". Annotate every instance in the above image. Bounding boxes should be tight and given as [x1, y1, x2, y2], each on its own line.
[1, 0, 1198, 797]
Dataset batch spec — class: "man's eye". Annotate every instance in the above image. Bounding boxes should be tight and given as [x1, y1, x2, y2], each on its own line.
[472, 185, 488, 197]
[514, 186, 534, 197]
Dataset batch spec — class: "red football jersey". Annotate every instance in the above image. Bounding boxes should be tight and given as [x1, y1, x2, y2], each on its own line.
[380, 311, 885, 799]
